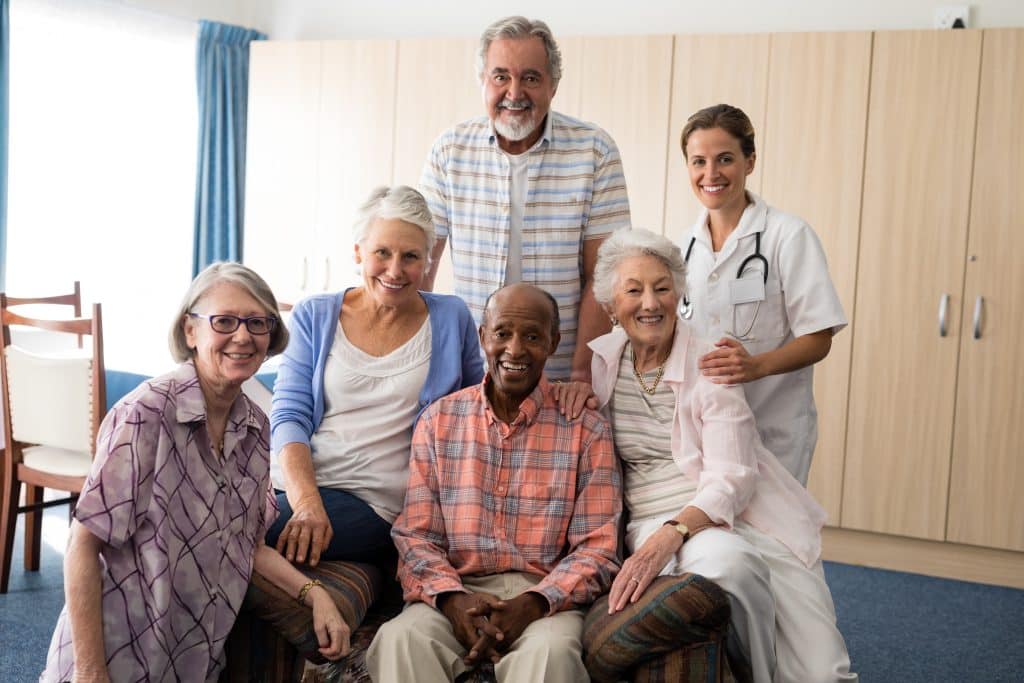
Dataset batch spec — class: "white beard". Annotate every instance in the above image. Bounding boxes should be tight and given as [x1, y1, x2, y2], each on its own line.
[494, 113, 539, 141]
[492, 98, 542, 142]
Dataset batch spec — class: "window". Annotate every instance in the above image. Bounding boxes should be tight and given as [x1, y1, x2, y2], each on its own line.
[8, 0, 196, 373]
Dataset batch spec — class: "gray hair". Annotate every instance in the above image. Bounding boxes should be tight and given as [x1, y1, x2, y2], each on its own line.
[351, 185, 436, 260]
[476, 16, 562, 89]
[169, 262, 289, 362]
[592, 228, 687, 306]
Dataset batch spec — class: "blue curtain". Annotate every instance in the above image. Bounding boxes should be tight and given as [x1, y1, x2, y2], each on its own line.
[0, 0, 9, 289]
[193, 20, 266, 276]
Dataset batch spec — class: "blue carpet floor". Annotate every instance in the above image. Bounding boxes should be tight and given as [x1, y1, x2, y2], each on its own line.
[1, 507, 1022, 681]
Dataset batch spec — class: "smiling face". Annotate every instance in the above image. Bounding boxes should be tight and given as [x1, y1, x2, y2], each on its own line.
[479, 284, 560, 410]
[610, 255, 680, 353]
[184, 281, 271, 394]
[481, 36, 556, 154]
[685, 126, 755, 215]
[355, 217, 429, 308]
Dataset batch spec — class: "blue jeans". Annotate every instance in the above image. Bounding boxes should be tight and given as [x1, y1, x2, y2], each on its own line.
[265, 487, 396, 564]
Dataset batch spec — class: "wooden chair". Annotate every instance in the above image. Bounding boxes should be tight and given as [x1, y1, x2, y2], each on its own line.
[0, 295, 104, 593]
[4, 281, 82, 314]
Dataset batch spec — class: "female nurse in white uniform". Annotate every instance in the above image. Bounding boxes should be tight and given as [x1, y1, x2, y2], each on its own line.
[678, 104, 846, 485]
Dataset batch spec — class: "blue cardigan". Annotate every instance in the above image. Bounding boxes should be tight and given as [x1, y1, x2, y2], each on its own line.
[270, 289, 484, 453]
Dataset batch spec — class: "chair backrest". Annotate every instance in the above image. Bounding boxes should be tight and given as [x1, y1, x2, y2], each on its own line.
[4, 281, 81, 315]
[4, 282, 84, 351]
[0, 297, 105, 456]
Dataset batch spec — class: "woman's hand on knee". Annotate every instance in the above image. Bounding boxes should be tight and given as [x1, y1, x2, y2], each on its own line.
[608, 531, 681, 613]
[310, 586, 351, 660]
[276, 495, 333, 566]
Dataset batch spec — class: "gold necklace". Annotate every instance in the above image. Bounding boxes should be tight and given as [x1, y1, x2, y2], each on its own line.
[631, 347, 666, 395]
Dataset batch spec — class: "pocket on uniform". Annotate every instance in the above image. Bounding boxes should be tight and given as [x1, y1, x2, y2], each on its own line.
[731, 277, 788, 346]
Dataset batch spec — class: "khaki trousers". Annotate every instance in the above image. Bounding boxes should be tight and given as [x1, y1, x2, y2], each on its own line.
[366, 572, 587, 683]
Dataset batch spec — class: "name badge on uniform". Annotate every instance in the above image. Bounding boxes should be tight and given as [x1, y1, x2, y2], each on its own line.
[729, 277, 765, 305]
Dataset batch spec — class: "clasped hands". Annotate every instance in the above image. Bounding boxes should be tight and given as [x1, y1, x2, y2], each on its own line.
[439, 590, 547, 667]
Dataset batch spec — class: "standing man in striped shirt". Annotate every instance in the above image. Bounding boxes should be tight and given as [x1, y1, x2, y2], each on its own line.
[366, 284, 622, 682]
[420, 16, 631, 408]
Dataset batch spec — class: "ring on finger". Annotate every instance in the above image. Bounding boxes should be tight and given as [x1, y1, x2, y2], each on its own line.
[628, 577, 639, 584]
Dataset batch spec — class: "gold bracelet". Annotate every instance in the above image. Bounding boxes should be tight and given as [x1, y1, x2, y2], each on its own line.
[296, 579, 322, 605]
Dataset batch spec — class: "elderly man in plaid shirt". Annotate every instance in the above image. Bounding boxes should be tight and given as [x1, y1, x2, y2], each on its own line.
[367, 283, 622, 682]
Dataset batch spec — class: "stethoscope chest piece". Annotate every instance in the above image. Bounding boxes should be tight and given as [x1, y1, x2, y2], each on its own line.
[678, 300, 694, 320]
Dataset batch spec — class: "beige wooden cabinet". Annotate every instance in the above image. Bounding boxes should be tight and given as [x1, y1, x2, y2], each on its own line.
[759, 31, 871, 522]
[569, 36, 674, 233]
[245, 41, 321, 304]
[245, 40, 397, 302]
[843, 29, 983, 541]
[946, 29, 1024, 552]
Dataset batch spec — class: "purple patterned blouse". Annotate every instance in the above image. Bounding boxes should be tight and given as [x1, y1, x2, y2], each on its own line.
[40, 361, 277, 683]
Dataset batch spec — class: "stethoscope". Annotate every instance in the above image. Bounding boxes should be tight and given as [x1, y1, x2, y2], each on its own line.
[678, 232, 769, 342]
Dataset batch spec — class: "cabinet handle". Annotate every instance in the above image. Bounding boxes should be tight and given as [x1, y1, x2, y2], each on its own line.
[300, 257, 308, 291]
[938, 294, 950, 337]
[972, 296, 984, 340]
[323, 258, 330, 291]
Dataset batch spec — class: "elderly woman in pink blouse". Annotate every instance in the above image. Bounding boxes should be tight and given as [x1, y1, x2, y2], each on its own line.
[41, 263, 349, 683]
[588, 229, 856, 683]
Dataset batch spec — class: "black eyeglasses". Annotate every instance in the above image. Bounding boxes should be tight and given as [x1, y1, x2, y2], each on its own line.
[189, 313, 278, 335]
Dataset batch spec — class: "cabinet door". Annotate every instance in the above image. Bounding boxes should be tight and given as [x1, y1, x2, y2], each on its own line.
[842, 30, 982, 540]
[392, 38, 480, 295]
[244, 42, 321, 304]
[571, 35, 674, 233]
[663, 34, 769, 241]
[760, 32, 871, 522]
[317, 40, 398, 293]
[947, 29, 1024, 551]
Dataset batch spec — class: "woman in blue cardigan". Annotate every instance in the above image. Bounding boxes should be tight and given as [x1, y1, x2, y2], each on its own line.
[268, 186, 483, 567]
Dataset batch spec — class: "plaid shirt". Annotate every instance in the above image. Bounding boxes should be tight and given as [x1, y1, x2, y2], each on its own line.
[393, 376, 622, 614]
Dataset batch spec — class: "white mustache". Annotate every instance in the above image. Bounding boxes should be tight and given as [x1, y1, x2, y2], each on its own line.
[498, 98, 531, 111]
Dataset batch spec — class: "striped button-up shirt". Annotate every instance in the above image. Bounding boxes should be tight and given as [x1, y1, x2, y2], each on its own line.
[420, 111, 631, 379]
[393, 376, 622, 614]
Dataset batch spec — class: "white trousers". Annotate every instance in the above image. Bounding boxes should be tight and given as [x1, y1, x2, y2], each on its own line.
[366, 572, 586, 683]
[628, 518, 857, 683]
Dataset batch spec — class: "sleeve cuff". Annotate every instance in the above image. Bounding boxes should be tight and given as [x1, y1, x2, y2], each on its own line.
[271, 422, 311, 453]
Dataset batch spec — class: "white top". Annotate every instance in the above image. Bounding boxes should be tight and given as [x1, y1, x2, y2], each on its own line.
[681, 192, 847, 485]
[306, 319, 431, 523]
[503, 149, 530, 284]
[611, 345, 697, 519]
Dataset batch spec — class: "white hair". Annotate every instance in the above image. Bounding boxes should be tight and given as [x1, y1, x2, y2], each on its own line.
[351, 185, 437, 259]
[476, 16, 562, 89]
[592, 228, 687, 306]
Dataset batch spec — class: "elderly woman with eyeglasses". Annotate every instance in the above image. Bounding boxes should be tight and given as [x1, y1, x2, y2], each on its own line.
[41, 263, 349, 683]
[267, 185, 483, 569]
[588, 229, 856, 683]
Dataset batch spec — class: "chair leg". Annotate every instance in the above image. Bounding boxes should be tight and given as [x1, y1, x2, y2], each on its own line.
[24, 484, 43, 571]
[69, 494, 79, 525]
[0, 473, 21, 594]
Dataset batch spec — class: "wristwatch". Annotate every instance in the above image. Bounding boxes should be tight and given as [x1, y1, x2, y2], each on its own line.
[662, 520, 691, 542]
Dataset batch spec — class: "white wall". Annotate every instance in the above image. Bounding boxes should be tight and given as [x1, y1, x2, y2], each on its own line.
[252, 0, 1023, 39]
[117, 0, 1024, 38]
[113, 0, 262, 29]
